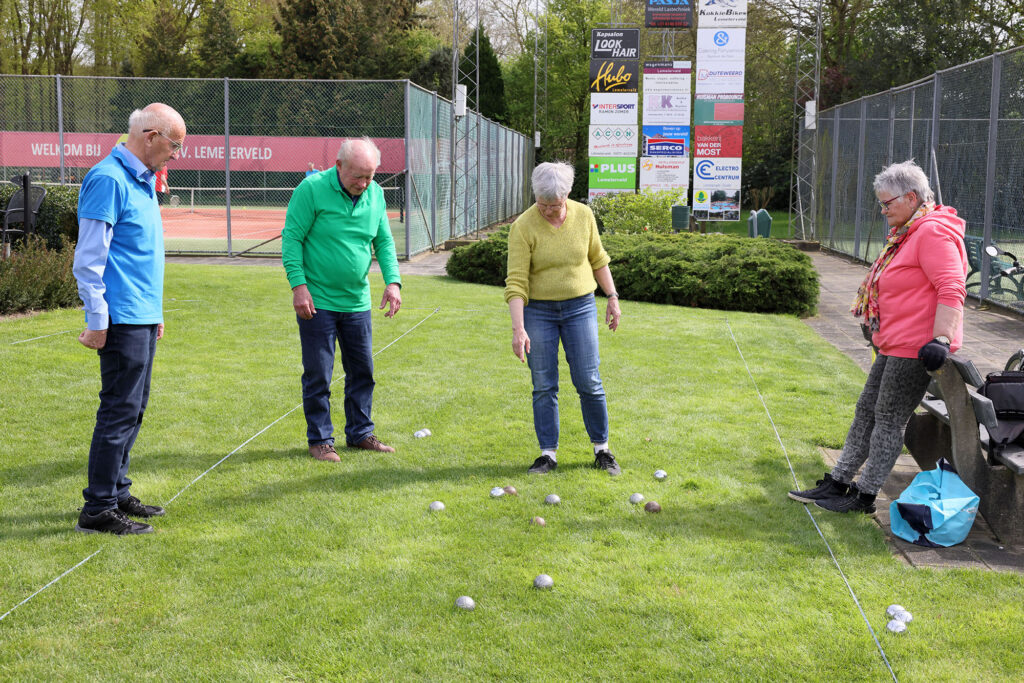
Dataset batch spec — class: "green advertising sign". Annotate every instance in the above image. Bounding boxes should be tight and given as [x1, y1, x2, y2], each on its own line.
[693, 97, 744, 126]
[588, 157, 637, 189]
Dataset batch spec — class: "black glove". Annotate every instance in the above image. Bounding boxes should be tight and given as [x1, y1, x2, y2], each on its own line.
[918, 338, 950, 371]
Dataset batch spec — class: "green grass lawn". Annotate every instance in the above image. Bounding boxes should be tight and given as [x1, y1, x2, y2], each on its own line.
[2, 266, 1023, 680]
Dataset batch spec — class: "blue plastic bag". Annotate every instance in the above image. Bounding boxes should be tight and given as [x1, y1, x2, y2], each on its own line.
[889, 458, 980, 547]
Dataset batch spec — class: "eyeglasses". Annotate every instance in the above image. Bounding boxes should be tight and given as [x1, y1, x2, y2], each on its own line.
[878, 194, 904, 210]
[144, 129, 183, 152]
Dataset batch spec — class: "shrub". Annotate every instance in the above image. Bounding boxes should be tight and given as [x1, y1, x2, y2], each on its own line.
[0, 236, 80, 315]
[445, 230, 819, 317]
[0, 183, 81, 249]
[589, 190, 681, 234]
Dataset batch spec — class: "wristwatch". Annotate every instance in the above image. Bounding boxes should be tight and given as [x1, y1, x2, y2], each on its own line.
[935, 335, 951, 345]
[607, 292, 619, 299]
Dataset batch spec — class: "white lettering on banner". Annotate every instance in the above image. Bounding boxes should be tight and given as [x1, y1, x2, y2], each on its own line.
[599, 162, 636, 173]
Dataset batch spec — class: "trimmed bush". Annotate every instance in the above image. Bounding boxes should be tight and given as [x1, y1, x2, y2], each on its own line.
[589, 190, 679, 234]
[0, 236, 80, 315]
[445, 230, 819, 317]
[0, 183, 81, 249]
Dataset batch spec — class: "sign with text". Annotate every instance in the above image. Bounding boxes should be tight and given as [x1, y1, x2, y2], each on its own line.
[591, 29, 640, 59]
[692, 125, 743, 157]
[642, 125, 690, 156]
[692, 156, 741, 221]
[645, 0, 693, 28]
[694, 96, 745, 125]
[639, 156, 689, 194]
[697, 0, 748, 27]
[694, 66, 745, 94]
[588, 188, 634, 202]
[643, 93, 692, 126]
[589, 93, 640, 124]
[696, 28, 746, 63]
[588, 125, 639, 157]
[642, 61, 692, 94]
[589, 59, 640, 93]
[588, 156, 638, 190]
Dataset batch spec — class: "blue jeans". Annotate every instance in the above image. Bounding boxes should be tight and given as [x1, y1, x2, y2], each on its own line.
[524, 293, 609, 450]
[82, 323, 158, 515]
[297, 309, 375, 446]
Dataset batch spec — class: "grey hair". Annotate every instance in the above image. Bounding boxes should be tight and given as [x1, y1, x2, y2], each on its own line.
[128, 108, 168, 135]
[874, 160, 934, 204]
[337, 137, 381, 166]
[532, 162, 574, 201]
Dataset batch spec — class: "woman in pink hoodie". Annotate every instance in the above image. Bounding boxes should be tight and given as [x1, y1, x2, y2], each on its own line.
[789, 160, 967, 513]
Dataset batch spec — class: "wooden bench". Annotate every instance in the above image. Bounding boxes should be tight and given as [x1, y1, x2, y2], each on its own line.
[904, 353, 1024, 544]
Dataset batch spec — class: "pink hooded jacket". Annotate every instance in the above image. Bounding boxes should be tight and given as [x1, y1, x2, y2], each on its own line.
[873, 205, 967, 358]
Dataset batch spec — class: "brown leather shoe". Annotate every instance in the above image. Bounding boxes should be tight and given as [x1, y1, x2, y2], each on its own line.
[348, 434, 395, 453]
[309, 443, 340, 462]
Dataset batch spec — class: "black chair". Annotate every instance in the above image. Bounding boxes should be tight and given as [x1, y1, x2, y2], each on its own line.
[1, 185, 47, 249]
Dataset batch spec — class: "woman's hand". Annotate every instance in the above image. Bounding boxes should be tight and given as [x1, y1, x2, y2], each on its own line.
[512, 327, 531, 363]
[606, 297, 621, 331]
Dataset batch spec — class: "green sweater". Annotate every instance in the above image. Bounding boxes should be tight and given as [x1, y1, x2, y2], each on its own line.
[504, 199, 610, 305]
[282, 169, 401, 312]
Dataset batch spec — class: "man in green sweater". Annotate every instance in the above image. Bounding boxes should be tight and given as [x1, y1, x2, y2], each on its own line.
[282, 137, 402, 462]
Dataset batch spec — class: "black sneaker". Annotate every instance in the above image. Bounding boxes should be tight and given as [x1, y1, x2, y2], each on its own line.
[75, 508, 154, 535]
[528, 455, 557, 474]
[593, 450, 621, 476]
[118, 495, 166, 518]
[815, 485, 877, 514]
[788, 473, 849, 503]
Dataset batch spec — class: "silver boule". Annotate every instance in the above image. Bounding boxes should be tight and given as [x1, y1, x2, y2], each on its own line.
[886, 619, 907, 634]
[414, 428, 432, 438]
[893, 610, 913, 624]
[654, 469, 668, 480]
[455, 595, 475, 611]
[428, 500, 445, 512]
[533, 574, 554, 589]
[544, 494, 561, 505]
[629, 493, 645, 504]
[490, 486, 505, 498]
[886, 604, 905, 618]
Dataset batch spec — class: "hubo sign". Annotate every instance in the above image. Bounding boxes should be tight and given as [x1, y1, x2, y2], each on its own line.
[589, 60, 640, 93]
[591, 30, 640, 59]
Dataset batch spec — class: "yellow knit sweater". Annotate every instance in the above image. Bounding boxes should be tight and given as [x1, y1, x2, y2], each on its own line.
[503, 200, 611, 305]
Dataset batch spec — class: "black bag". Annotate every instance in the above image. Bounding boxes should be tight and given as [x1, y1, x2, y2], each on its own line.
[978, 371, 1024, 460]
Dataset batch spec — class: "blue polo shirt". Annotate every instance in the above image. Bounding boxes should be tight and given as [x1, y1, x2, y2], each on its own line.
[73, 144, 164, 329]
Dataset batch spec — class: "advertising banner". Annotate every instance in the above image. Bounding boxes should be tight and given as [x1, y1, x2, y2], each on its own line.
[642, 125, 690, 156]
[693, 96, 745, 125]
[692, 125, 743, 157]
[589, 59, 640, 93]
[591, 29, 640, 59]
[588, 125, 639, 157]
[696, 0, 748, 27]
[588, 188, 634, 202]
[645, 0, 693, 28]
[696, 28, 746, 63]
[639, 156, 689, 194]
[694, 66, 745, 94]
[642, 61, 692, 94]
[643, 93, 691, 126]
[588, 156, 637, 190]
[692, 157, 741, 221]
[589, 93, 640, 125]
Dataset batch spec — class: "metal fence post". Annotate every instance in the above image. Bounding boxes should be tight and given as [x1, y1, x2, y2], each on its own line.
[980, 54, 1002, 301]
[404, 80, 411, 258]
[431, 91, 438, 250]
[886, 90, 895, 167]
[56, 75, 64, 184]
[908, 88, 916, 158]
[224, 78, 232, 257]
[853, 99, 867, 259]
[828, 107, 839, 247]
[929, 72, 942, 202]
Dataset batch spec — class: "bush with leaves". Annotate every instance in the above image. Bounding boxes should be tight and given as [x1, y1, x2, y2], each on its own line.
[0, 236, 80, 315]
[589, 190, 681, 234]
[0, 183, 81, 249]
[445, 229, 818, 317]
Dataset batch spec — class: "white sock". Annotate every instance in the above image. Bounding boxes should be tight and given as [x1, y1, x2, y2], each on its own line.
[541, 449, 557, 462]
[594, 442, 609, 454]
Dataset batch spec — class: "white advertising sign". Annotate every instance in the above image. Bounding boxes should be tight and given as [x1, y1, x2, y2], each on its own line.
[643, 93, 692, 126]
[692, 157, 742, 190]
[588, 125, 639, 156]
[642, 61, 692, 94]
[589, 92, 640, 125]
[694, 67, 745, 95]
[697, 0, 747, 27]
[696, 28, 746, 63]
[639, 156, 690, 192]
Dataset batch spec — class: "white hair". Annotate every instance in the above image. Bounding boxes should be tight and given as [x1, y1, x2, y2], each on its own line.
[532, 162, 574, 201]
[128, 108, 168, 135]
[337, 137, 381, 166]
[874, 160, 934, 203]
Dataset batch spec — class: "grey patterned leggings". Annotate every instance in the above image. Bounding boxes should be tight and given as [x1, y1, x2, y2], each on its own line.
[831, 354, 932, 496]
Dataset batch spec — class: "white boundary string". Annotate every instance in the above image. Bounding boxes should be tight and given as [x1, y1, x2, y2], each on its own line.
[8, 330, 74, 345]
[0, 307, 440, 624]
[726, 319, 898, 683]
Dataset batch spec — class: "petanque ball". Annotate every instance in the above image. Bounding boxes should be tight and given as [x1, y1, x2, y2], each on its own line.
[490, 487, 505, 498]
[644, 501, 662, 513]
[544, 494, 561, 505]
[533, 574, 554, 589]
[455, 595, 475, 611]
[531, 516, 546, 526]
[428, 501, 445, 512]
[629, 493, 645, 505]
[503, 485, 518, 496]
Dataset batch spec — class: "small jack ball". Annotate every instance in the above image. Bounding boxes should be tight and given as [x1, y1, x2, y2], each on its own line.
[531, 516, 546, 526]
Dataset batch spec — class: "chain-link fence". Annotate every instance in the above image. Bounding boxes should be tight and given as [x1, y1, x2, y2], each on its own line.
[0, 75, 532, 259]
[803, 46, 1024, 311]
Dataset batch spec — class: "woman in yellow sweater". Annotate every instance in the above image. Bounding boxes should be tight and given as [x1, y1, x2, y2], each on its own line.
[504, 162, 622, 475]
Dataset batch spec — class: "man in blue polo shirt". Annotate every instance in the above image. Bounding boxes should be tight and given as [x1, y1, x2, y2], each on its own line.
[72, 102, 186, 535]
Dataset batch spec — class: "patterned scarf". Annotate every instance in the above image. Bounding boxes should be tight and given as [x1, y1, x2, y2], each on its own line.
[851, 202, 936, 332]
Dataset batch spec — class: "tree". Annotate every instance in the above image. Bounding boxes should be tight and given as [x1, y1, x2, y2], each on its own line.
[194, 0, 241, 77]
[459, 28, 507, 122]
[410, 46, 454, 95]
[131, 0, 201, 77]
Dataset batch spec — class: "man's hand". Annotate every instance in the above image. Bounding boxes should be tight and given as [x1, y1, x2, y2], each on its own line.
[293, 284, 316, 320]
[512, 327, 531, 363]
[605, 297, 621, 331]
[157, 323, 164, 340]
[380, 283, 401, 318]
[79, 328, 107, 350]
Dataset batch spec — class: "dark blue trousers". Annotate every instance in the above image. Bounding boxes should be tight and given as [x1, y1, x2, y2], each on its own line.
[82, 324, 158, 514]
[297, 309, 375, 447]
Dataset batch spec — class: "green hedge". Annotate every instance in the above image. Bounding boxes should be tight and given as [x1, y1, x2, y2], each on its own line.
[446, 230, 819, 317]
[0, 183, 80, 249]
[0, 236, 80, 315]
